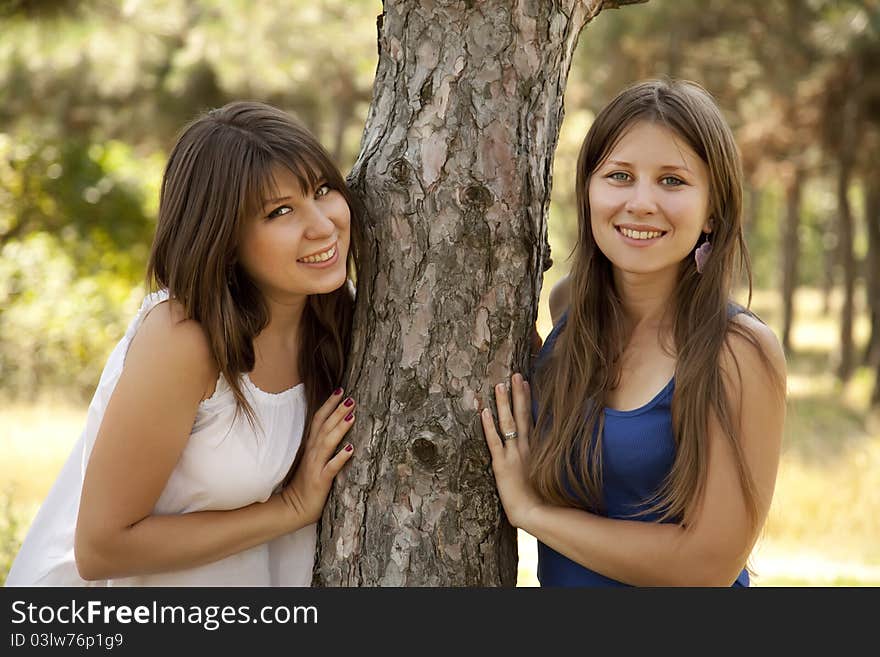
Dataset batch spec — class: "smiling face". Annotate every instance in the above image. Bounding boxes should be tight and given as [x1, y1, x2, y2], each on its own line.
[588, 120, 712, 279]
[237, 164, 351, 302]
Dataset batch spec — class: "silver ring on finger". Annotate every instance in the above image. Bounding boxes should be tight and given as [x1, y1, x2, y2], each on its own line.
[502, 430, 518, 441]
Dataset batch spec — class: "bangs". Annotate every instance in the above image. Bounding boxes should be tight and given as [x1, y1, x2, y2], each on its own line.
[241, 144, 343, 222]
[591, 115, 641, 172]
[591, 105, 670, 173]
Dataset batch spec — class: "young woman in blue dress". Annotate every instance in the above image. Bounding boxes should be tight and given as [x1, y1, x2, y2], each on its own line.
[480, 79, 787, 586]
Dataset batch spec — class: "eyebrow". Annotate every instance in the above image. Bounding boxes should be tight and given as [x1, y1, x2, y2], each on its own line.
[604, 160, 692, 172]
[261, 178, 331, 208]
[263, 195, 292, 208]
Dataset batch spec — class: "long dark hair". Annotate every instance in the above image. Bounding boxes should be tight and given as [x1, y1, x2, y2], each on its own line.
[532, 79, 783, 532]
[147, 100, 363, 435]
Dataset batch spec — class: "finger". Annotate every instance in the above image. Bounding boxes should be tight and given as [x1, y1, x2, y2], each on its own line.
[314, 394, 357, 443]
[310, 387, 346, 437]
[480, 408, 503, 457]
[511, 373, 531, 440]
[323, 441, 355, 479]
[494, 381, 516, 442]
[519, 379, 533, 459]
[316, 408, 356, 461]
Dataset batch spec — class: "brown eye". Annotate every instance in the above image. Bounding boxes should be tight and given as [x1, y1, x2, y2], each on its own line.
[267, 205, 293, 219]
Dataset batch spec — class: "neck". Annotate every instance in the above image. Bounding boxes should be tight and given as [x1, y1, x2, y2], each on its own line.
[613, 264, 678, 331]
[259, 292, 308, 349]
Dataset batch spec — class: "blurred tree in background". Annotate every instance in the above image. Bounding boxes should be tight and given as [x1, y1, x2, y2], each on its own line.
[1, 0, 878, 403]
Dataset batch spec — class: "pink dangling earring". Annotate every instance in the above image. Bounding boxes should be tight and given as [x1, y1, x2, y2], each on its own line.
[694, 234, 712, 274]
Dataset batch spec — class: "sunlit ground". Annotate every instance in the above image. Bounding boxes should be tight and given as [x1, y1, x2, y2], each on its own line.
[2, 287, 878, 586]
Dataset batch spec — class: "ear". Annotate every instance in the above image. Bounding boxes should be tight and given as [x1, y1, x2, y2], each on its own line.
[702, 217, 714, 234]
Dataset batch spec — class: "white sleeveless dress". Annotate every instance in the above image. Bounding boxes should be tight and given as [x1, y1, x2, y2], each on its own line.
[5, 290, 316, 586]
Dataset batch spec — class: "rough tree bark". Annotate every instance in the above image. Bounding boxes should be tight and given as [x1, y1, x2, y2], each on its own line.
[315, 0, 646, 586]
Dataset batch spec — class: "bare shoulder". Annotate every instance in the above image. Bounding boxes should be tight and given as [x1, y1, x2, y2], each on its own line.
[126, 299, 218, 399]
[722, 311, 787, 393]
[548, 274, 571, 326]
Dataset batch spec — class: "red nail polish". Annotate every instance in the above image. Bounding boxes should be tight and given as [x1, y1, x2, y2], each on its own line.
[345, 443, 353, 452]
[344, 411, 354, 422]
[333, 387, 343, 396]
[344, 397, 354, 407]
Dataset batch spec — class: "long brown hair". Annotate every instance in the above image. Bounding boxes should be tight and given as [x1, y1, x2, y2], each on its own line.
[147, 100, 363, 435]
[531, 79, 782, 532]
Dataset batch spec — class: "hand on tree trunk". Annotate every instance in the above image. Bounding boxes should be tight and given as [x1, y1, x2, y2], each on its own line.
[280, 389, 356, 527]
[479, 374, 545, 530]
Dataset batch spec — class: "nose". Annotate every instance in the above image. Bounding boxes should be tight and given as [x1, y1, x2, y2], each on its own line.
[624, 180, 658, 217]
[302, 200, 337, 240]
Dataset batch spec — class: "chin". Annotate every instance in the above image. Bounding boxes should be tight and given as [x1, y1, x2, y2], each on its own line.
[603, 252, 653, 273]
[614, 257, 682, 277]
[312, 270, 349, 295]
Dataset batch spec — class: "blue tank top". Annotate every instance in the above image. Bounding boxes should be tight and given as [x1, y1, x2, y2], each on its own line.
[532, 309, 750, 587]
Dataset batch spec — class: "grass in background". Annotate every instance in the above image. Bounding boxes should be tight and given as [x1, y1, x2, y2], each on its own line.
[2, 287, 878, 586]
[747, 286, 880, 585]
[0, 401, 86, 585]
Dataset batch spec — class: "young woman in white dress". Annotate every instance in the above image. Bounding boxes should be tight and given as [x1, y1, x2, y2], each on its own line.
[6, 101, 363, 586]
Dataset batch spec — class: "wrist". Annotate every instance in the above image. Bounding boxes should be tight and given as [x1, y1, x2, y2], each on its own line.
[515, 499, 545, 534]
[271, 491, 307, 533]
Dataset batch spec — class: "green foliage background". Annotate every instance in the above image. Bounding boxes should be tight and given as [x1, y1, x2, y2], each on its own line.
[0, 0, 877, 401]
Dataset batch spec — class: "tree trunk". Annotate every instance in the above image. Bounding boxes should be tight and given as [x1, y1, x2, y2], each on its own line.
[836, 157, 856, 382]
[864, 179, 880, 408]
[315, 0, 642, 587]
[743, 182, 760, 249]
[821, 216, 837, 315]
[780, 170, 802, 353]
[863, 182, 880, 369]
[832, 55, 863, 383]
[330, 69, 357, 165]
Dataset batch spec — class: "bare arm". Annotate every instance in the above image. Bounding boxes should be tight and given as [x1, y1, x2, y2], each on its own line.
[74, 302, 354, 581]
[484, 315, 786, 586]
[528, 274, 571, 365]
[548, 274, 570, 325]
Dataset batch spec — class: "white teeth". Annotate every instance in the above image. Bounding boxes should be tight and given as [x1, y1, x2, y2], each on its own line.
[620, 227, 664, 240]
[299, 245, 336, 263]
